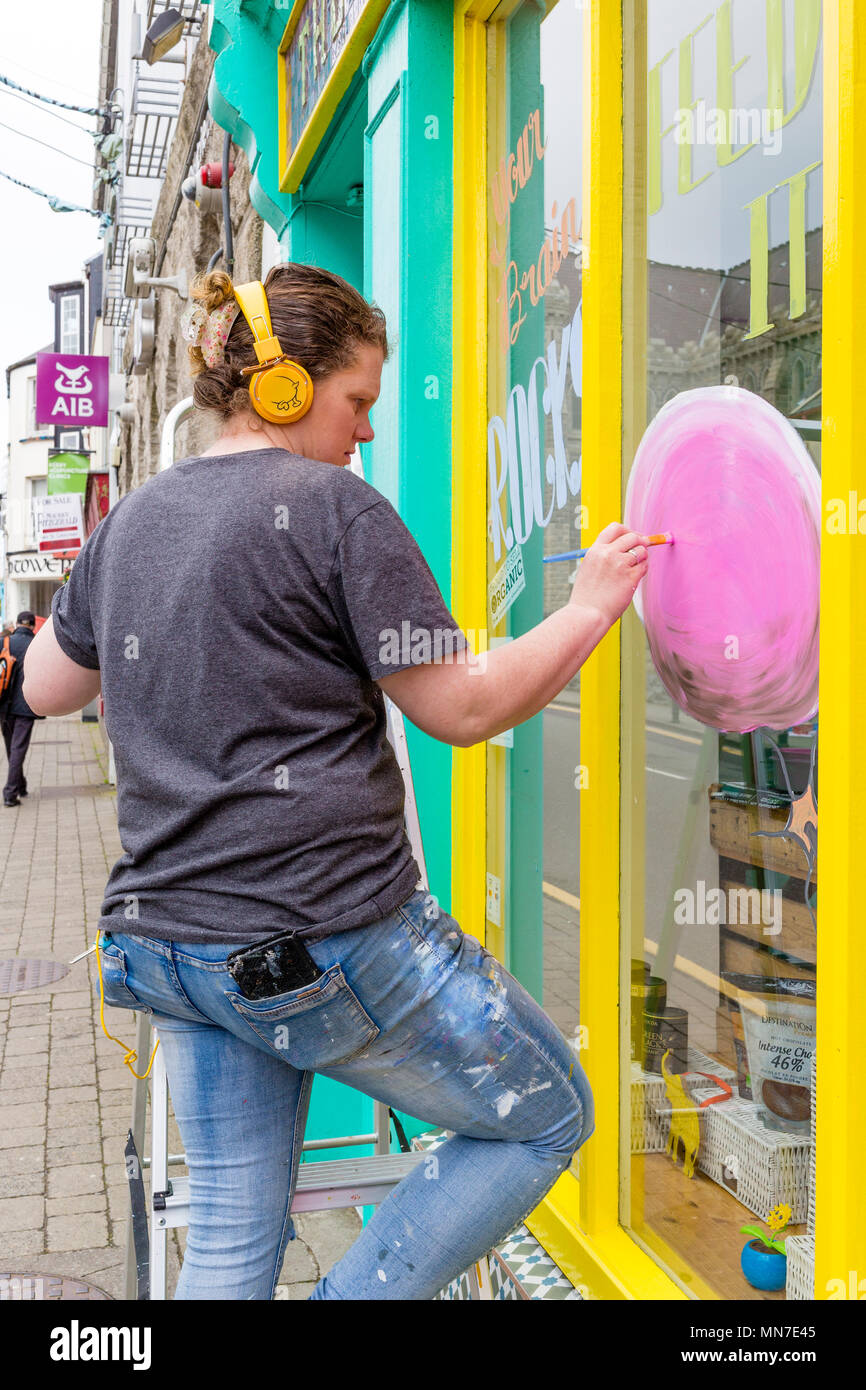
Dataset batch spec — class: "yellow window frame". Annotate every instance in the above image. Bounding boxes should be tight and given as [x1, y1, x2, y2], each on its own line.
[277, 0, 391, 194]
[451, 0, 866, 1299]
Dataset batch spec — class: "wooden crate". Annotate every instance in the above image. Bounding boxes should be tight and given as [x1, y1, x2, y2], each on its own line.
[709, 785, 818, 882]
[709, 784, 817, 985]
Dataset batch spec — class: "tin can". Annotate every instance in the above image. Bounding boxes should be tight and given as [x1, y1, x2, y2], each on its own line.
[643, 1004, 688, 1074]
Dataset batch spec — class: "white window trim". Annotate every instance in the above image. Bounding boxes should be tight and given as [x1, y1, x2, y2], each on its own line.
[60, 293, 81, 355]
[26, 477, 48, 547]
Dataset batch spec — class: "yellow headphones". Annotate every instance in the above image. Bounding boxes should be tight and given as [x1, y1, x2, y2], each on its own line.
[232, 280, 314, 425]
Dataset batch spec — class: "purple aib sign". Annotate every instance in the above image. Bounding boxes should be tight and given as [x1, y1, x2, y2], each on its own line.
[36, 353, 109, 428]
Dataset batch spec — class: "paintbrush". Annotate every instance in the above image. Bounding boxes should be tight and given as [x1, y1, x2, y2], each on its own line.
[542, 532, 675, 564]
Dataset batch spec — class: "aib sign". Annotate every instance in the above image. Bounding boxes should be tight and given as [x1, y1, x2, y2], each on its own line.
[36, 353, 109, 428]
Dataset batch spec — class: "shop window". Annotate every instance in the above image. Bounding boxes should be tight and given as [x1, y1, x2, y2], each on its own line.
[484, 1, 585, 1079]
[26, 376, 37, 435]
[60, 294, 81, 355]
[621, 0, 821, 1298]
[27, 477, 48, 546]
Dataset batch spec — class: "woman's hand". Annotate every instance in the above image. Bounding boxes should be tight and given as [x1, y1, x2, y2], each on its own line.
[568, 523, 650, 628]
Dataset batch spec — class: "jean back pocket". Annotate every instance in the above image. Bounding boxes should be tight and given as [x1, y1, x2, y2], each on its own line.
[97, 939, 153, 1013]
[224, 961, 379, 1068]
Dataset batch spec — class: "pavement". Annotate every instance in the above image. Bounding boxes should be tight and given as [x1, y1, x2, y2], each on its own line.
[0, 713, 361, 1299]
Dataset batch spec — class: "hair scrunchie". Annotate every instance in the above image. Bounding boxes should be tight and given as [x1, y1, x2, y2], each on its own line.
[180, 299, 240, 368]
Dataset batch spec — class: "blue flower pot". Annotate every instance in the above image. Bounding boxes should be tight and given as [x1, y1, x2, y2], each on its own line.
[741, 1238, 787, 1291]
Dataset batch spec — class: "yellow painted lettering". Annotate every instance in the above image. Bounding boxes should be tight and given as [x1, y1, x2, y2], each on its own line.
[716, 0, 754, 166]
[778, 161, 821, 319]
[743, 187, 773, 339]
[297, 16, 311, 110]
[678, 13, 713, 195]
[312, 0, 325, 76]
[329, 0, 345, 38]
[766, 0, 821, 130]
[648, 47, 675, 214]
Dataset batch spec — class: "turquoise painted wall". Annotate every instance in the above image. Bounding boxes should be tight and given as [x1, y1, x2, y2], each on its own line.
[362, 0, 456, 924]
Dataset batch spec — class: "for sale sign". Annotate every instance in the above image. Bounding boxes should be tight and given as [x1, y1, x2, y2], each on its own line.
[36, 353, 109, 428]
[34, 494, 85, 554]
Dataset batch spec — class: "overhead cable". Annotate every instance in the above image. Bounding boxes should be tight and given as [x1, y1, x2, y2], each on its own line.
[0, 167, 112, 229]
[0, 83, 98, 133]
[0, 117, 97, 168]
[0, 71, 112, 118]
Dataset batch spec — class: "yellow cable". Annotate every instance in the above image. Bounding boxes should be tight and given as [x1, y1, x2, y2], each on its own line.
[94, 929, 160, 1079]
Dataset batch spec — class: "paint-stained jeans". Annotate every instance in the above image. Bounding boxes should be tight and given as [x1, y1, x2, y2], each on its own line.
[99, 887, 594, 1300]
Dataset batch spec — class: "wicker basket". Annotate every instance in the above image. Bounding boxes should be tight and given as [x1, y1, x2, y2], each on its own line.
[699, 1097, 812, 1222]
[631, 1061, 667, 1153]
[785, 1234, 815, 1300]
[784, 1058, 818, 1299]
[808, 1054, 816, 1236]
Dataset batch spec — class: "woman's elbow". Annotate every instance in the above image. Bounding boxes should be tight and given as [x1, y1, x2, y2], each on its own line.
[21, 677, 56, 716]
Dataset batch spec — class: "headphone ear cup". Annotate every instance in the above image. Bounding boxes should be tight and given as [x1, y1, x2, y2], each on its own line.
[249, 360, 314, 424]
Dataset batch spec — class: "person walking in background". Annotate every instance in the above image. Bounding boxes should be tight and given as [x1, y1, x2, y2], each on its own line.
[0, 611, 44, 806]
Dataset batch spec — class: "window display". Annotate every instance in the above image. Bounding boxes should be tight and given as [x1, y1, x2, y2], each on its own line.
[622, 0, 821, 1298]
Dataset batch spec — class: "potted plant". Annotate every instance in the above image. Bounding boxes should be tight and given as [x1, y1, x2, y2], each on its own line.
[740, 1203, 792, 1291]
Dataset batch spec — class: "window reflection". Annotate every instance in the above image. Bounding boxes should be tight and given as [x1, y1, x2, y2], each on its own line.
[625, 0, 821, 1299]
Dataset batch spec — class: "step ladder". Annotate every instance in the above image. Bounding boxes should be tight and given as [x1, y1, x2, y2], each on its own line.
[119, 426, 496, 1299]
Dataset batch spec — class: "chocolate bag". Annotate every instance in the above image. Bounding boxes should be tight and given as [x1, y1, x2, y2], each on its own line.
[722, 973, 815, 1133]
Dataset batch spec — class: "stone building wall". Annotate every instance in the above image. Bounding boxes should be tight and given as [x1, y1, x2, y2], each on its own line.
[118, 33, 263, 494]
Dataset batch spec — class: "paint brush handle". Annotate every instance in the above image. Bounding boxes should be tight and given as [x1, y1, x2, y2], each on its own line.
[543, 533, 674, 564]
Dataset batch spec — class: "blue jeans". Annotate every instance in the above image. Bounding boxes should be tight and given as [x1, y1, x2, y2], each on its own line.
[99, 887, 594, 1300]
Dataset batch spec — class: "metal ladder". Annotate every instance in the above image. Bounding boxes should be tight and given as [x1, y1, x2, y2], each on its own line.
[119, 419, 494, 1299]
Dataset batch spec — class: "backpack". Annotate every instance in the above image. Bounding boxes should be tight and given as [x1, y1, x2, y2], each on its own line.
[0, 636, 17, 704]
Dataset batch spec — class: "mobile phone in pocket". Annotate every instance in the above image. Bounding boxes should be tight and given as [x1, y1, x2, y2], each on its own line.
[226, 931, 324, 1000]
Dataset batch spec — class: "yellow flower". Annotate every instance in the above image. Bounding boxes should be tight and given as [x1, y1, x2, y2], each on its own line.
[767, 1203, 792, 1231]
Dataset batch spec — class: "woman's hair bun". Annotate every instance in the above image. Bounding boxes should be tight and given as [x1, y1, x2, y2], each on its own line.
[188, 259, 389, 421]
[190, 268, 235, 313]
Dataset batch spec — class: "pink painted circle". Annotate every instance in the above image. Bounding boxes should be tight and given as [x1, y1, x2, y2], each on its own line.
[624, 386, 820, 733]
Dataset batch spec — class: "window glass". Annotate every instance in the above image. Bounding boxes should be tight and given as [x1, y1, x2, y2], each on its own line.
[622, 0, 821, 1298]
[60, 295, 80, 354]
[28, 478, 48, 545]
[485, 1, 584, 1089]
[26, 376, 37, 434]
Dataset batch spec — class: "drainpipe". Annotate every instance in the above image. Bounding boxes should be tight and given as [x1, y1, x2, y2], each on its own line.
[159, 396, 195, 471]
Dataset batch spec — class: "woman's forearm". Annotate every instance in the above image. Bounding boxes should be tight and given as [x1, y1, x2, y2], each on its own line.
[460, 603, 610, 745]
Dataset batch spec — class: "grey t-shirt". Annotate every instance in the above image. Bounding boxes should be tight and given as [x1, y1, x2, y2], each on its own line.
[51, 448, 468, 944]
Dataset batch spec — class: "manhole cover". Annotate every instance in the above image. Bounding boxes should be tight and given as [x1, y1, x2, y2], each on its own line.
[0, 1273, 112, 1300]
[37, 784, 114, 799]
[0, 959, 70, 995]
